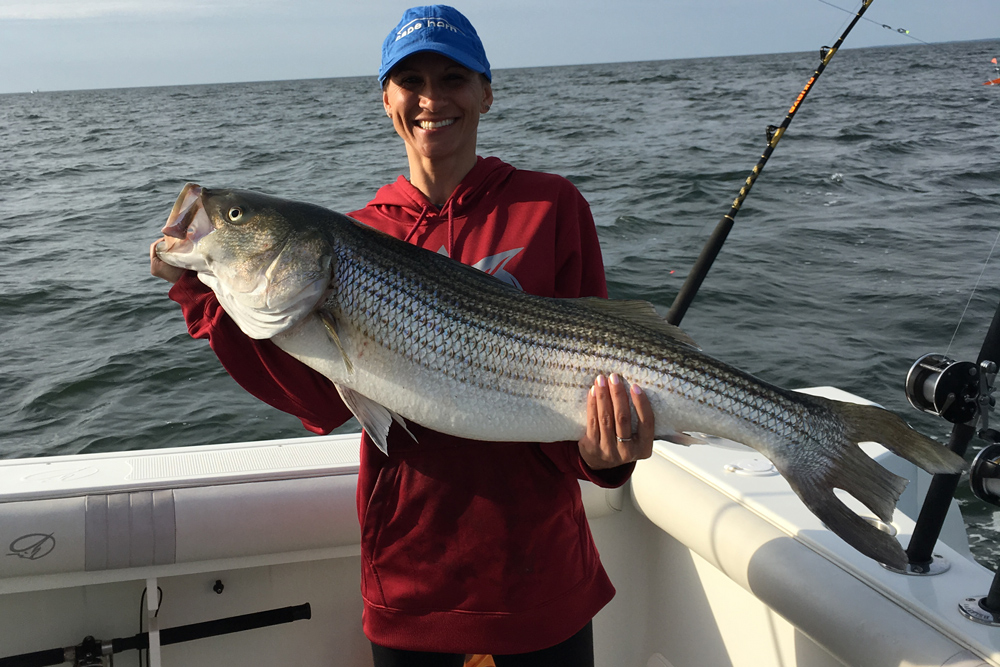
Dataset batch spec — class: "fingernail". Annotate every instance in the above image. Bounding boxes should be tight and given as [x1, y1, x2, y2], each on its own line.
[597, 374, 606, 388]
[631, 384, 644, 396]
[590, 386, 595, 397]
[610, 373, 621, 385]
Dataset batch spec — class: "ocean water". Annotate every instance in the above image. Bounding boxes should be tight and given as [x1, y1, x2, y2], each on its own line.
[3, 40, 1000, 564]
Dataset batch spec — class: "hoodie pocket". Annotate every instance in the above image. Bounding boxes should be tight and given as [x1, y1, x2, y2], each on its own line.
[359, 459, 401, 606]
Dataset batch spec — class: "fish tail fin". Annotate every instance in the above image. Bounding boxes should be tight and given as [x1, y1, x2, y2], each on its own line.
[780, 439, 911, 568]
[777, 398, 965, 568]
[831, 443, 909, 523]
[830, 401, 966, 475]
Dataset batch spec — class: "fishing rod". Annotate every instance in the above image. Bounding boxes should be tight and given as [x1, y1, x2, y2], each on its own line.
[0, 603, 311, 667]
[814, 0, 930, 46]
[666, 0, 875, 326]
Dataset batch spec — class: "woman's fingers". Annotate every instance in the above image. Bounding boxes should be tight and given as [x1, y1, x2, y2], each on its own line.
[579, 374, 655, 470]
[608, 373, 633, 444]
[150, 239, 185, 283]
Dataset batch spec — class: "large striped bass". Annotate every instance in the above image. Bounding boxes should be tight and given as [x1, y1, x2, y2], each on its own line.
[155, 183, 965, 568]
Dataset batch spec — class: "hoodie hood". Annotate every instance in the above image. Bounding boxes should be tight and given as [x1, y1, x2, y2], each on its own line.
[355, 156, 516, 256]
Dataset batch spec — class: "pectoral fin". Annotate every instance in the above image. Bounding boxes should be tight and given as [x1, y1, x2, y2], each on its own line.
[320, 310, 353, 374]
[334, 385, 416, 455]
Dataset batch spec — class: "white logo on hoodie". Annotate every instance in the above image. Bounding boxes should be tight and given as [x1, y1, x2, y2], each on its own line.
[437, 246, 524, 291]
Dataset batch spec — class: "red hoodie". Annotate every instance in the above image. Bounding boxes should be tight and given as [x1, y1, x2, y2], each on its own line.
[168, 156, 632, 654]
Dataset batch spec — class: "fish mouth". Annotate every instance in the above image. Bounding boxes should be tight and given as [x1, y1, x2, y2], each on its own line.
[156, 182, 214, 262]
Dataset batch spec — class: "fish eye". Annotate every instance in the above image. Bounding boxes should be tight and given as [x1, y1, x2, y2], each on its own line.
[227, 207, 243, 222]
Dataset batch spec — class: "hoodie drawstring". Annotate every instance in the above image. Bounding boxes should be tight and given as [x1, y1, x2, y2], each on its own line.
[446, 203, 455, 258]
[402, 202, 456, 258]
[403, 205, 431, 245]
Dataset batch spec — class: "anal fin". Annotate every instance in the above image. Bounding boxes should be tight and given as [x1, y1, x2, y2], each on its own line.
[656, 429, 753, 451]
[659, 430, 708, 447]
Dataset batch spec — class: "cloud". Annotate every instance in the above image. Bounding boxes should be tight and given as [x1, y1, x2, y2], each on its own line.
[0, 0, 267, 20]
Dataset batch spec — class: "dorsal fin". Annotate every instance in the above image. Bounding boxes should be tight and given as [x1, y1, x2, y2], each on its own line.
[574, 297, 699, 349]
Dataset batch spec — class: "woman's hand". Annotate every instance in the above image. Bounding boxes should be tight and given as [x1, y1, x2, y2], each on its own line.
[149, 239, 185, 284]
[578, 373, 655, 470]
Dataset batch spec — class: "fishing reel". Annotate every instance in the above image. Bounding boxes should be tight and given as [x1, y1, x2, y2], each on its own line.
[971, 443, 1000, 508]
[905, 353, 1000, 510]
[901, 353, 999, 582]
[904, 353, 988, 426]
[74, 637, 111, 667]
[903, 307, 1000, 615]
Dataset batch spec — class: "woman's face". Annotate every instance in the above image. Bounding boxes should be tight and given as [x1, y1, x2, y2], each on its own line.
[382, 52, 493, 165]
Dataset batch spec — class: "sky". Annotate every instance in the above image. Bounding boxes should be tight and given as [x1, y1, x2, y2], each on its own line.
[0, 0, 998, 95]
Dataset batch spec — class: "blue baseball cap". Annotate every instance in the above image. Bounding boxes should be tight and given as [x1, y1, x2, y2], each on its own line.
[379, 5, 491, 86]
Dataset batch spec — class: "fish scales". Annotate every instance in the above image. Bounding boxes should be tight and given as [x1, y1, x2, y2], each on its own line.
[156, 184, 966, 568]
[334, 238, 609, 397]
[334, 220, 879, 477]
[330, 221, 828, 456]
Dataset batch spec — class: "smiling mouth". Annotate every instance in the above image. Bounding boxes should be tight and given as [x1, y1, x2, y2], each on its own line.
[417, 118, 455, 129]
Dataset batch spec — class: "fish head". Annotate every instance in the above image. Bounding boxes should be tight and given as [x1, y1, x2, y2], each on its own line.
[156, 183, 334, 339]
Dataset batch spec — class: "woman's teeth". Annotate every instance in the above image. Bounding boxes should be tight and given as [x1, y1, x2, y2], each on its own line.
[418, 119, 455, 129]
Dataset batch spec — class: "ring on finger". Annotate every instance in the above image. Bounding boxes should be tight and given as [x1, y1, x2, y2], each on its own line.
[616, 436, 632, 443]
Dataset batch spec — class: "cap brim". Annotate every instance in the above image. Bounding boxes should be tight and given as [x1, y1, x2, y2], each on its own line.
[379, 43, 489, 84]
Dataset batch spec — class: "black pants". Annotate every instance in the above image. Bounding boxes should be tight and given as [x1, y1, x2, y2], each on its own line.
[370, 621, 594, 667]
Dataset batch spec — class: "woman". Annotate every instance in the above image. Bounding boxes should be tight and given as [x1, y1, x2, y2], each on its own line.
[151, 5, 654, 664]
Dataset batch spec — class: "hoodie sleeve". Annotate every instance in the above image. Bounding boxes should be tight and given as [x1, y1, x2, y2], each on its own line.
[168, 272, 351, 435]
[539, 442, 635, 488]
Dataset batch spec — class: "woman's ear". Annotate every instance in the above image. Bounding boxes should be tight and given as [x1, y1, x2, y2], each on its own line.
[481, 83, 494, 113]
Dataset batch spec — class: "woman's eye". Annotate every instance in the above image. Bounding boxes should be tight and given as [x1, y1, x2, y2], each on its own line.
[227, 207, 243, 222]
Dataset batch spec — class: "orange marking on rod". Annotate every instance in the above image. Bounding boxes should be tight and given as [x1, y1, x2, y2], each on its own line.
[788, 77, 816, 114]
